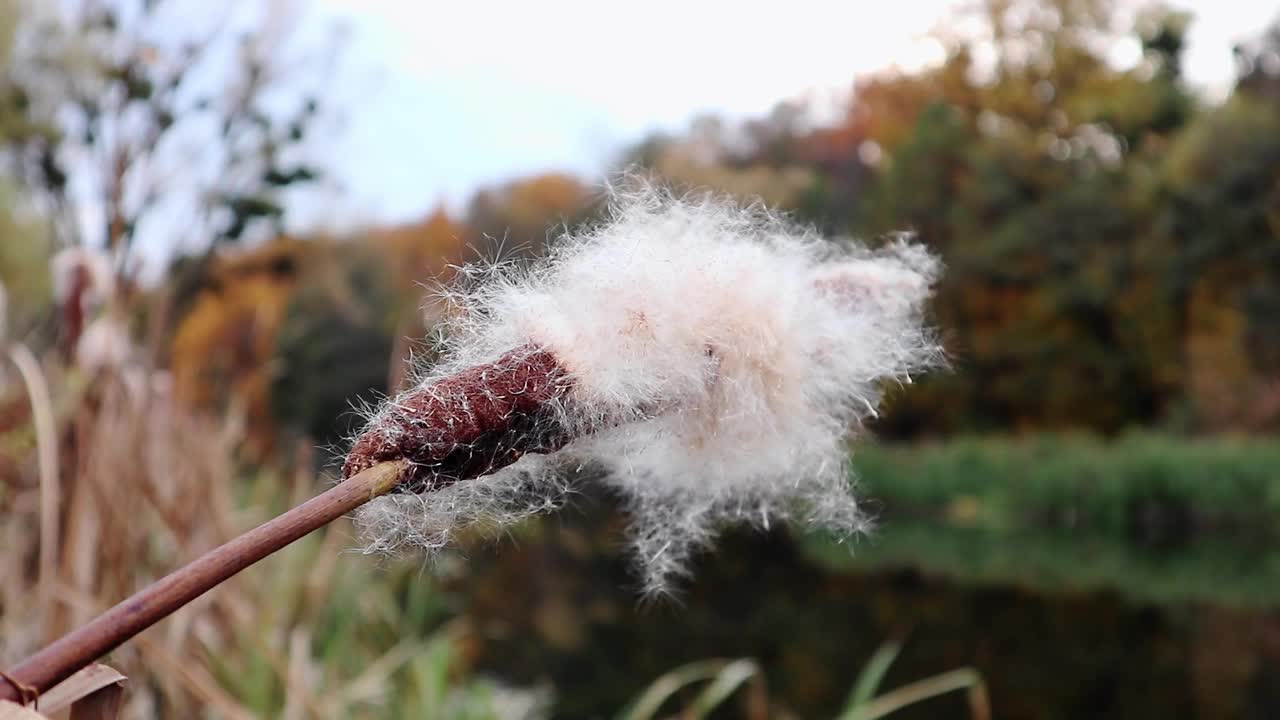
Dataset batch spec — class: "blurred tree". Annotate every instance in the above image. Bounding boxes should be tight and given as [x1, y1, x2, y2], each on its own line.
[848, 1, 1208, 436]
[169, 213, 469, 460]
[629, 113, 818, 212]
[362, 206, 470, 390]
[1142, 38, 1280, 430]
[860, 101, 1164, 434]
[1233, 18, 1280, 104]
[269, 245, 394, 455]
[169, 238, 309, 457]
[614, 0, 1256, 437]
[0, 186, 49, 339]
[466, 172, 595, 258]
[366, 204, 468, 290]
[0, 0, 334, 287]
[0, 4, 50, 339]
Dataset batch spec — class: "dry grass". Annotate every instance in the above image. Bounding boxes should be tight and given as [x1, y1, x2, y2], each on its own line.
[0, 354, 525, 718]
[1, 357, 253, 715]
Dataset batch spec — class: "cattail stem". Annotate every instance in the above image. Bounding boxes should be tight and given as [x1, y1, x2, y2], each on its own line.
[2, 347, 572, 706]
[0, 460, 409, 705]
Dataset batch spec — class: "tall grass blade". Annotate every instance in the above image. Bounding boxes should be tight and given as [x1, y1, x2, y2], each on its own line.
[7, 344, 60, 627]
[842, 639, 903, 714]
[844, 667, 989, 720]
[686, 658, 761, 719]
[617, 659, 727, 720]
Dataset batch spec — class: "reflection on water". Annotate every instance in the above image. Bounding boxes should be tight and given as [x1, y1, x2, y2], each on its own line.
[451, 491, 1280, 719]
[805, 522, 1280, 609]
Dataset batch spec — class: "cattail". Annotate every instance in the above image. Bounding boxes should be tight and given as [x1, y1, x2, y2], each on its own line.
[50, 248, 112, 304]
[1, 183, 941, 704]
[348, 183, 943, 592]
[50, 247, 127, 370]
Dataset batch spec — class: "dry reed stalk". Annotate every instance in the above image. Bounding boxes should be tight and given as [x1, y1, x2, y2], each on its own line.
[3, 344, 573, 706]
[46, 587, 252, 719]
[316, 638, 424, 713]
[56, 380, 233, 635]
[280, 629, 323, 720]
[0, 460, 408, 704]
[131, 635, 256, 720]
[5, 345, 60, 632]
[1, 363, 352, 713]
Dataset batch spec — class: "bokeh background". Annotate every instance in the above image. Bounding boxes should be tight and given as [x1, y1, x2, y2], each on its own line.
[2, 0, 1279, 718]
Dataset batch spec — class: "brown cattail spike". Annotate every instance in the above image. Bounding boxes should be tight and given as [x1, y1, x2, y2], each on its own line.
[342, 346, 573, 490]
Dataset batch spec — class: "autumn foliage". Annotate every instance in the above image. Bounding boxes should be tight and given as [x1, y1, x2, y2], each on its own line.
[134, 3, 1280, 457]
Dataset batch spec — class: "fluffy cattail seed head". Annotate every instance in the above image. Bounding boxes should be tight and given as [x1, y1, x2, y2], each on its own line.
[349, 183, 943, 593]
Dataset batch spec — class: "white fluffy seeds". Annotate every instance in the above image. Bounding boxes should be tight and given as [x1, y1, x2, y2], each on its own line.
[355, 184, 942, 593]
